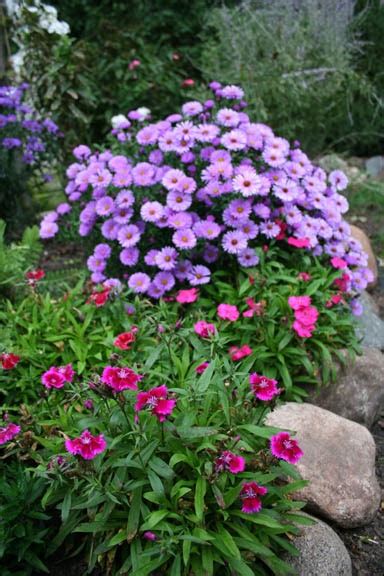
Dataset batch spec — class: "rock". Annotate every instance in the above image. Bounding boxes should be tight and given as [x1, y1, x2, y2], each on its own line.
[308, 348, 384, 428]
[266, 403, 381, 528]
[284, 513, 352, 576]
[349, 224, 378, 287]
[356, 291, 384, 350]
[365, 156, 384, 178]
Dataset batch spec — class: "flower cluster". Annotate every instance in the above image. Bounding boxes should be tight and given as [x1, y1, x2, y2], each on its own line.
[41, 364, 74, 389]
[40, 82, 371, 311]
[0, 84, 61, 167]
[0, 352, 20, 370]
[288, 295, 319, 338]
[0, 422, 21, 445]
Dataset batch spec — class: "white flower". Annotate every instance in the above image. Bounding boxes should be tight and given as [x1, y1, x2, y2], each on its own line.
[111, 114, 129, 129]
[136, 107, 151, 121]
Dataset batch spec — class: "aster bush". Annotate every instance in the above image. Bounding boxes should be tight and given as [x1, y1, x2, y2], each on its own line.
[0, 83, 62, 235]
[0, 280, 311, 575]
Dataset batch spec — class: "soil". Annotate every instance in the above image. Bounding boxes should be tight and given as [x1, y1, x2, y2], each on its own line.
[334, 411, 384, 575]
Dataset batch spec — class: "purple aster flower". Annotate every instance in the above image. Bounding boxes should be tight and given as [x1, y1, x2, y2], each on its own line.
[87, 255, 106, 273]
[73, 145, 91, 159]
[56, 203, 72, 215]
[195, 124, 220, 143]
[221, 85, 244, 99]
[273, 178, 300, 202]
[168, 211, 193, 230]
[260, 220, 280, 239]
[144, 249, 160, 266]
[172, 229, 197, 250]
[94, 243, 112, 259]
[193, 220, 221, 240]
[232, 168, 262, 197]
[253, 203, 271, 220]
[221, 129, 247, 151]
[128, 272, 151, 294]
[140, 201, 164, 223]
[2, 137, 22, 148]
[101, 219, 119, 240]
[120, 247, 140, 266]
[182, 101, 203, 116]
[162, 169, 186, 190]
[216, 108, 240, 127]
[174, 260, 193, 281]
[89, 169, 112, 188]
[329, 170, 348, 191]
[166, 191, 192, 212]
[222, 230, 248, 254]
[132, 162, 155, 186]
[155, 247, 178, 270]
[148, 149, 164, 165]
[136, 125, 159, 146]
[350, 298, 363, 317]
[113, 169, 133, 188]
[117, 224, 141, 248]
[96, 196, 115, 217]
[228, 198, 253, 220]
[91, 272, 106, 284]
[188, 265, 211, 285]
[203, 243, 219, 263]
[153, 271, 175, 292]
[147, 283, 166, 299]
[40, 221, 59, 239]
[237, 220, 259, 239]
[116, 189, 134, 207]
[237, 247, 259, 267]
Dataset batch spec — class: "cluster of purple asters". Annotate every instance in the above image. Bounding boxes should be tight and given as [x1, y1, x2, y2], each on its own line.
[0, 84, 61, 166]
[40, 81, 372, 301]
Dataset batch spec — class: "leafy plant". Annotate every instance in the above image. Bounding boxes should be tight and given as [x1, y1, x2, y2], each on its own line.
[200, 0, 384, 155]
[0, 462, 53, 575]
[0, 220, 42, 300]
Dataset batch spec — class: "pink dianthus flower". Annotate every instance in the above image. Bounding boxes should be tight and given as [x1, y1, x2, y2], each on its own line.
[249, 373, 281, 401]
[270, 432, 303, 464]
[65, 430, 107, 460]
[135, 384, 176, 422]
[215, 451, 245, 474]
[194, 320, 216, 338]
[217, 303, 240, 322]
[240, 481, 268, 513]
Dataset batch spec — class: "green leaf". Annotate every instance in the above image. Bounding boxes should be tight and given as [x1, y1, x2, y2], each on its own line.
[178, 426, 219, 440]
[108, 530, 127, 547]
[127, 487, 142, 543]
[141, 509, 169, 530]
[195, 358, 216, 393]
[182, 539, 191, 567]
[170, 554, 182, 576]
[202, 546, 214, 575]
[238, 424, 281, 438]
[194, 477, 207, 522]
[228, 557, 255, 576]
[211, 526, 241, 559]
[60, 491, 71, 523]
[149, 456, 175, 480]
[231, 511, 285, 529]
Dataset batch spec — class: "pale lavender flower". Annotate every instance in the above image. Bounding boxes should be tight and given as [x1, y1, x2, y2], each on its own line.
[222, 230, 248, 254]
[117, 224, 141, 248]
[155, 247, 178, 270]
[94, 243, 112, 259]
[238, 248, 260, 267]
[140, 201, 164, 223]
[188, 265, 211, 285]
[96, 196, 115, 217]
[153, 271, 175, 292]
[128, 272, 151, 294]
[172, 229, 197, 250]
[120, 247, 140, 266]
[260, 220, 280, 239]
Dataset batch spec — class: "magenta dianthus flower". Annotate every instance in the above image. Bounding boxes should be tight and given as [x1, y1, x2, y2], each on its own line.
[270, 432, 303, 464]
[65, 430, 106, 460]
[135, 384, 176, 422]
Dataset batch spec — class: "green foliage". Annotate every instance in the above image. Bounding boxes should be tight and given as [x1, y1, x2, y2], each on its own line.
[0, 463, 53, 575]
[0, 220, 41, 300]
[0, 277, 323, 574]
[200, 0, 384, 155]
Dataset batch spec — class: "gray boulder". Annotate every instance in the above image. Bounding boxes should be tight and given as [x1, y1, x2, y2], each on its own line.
[284, 513, 352, 576]
[266, 403, 381, 528]
[356, 292, 384, 350]
[308, 348, 384, 428]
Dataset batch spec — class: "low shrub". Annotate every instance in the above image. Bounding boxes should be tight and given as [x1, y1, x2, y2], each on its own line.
[0, 279, 311, 575]
[0, 83, 62, 235]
